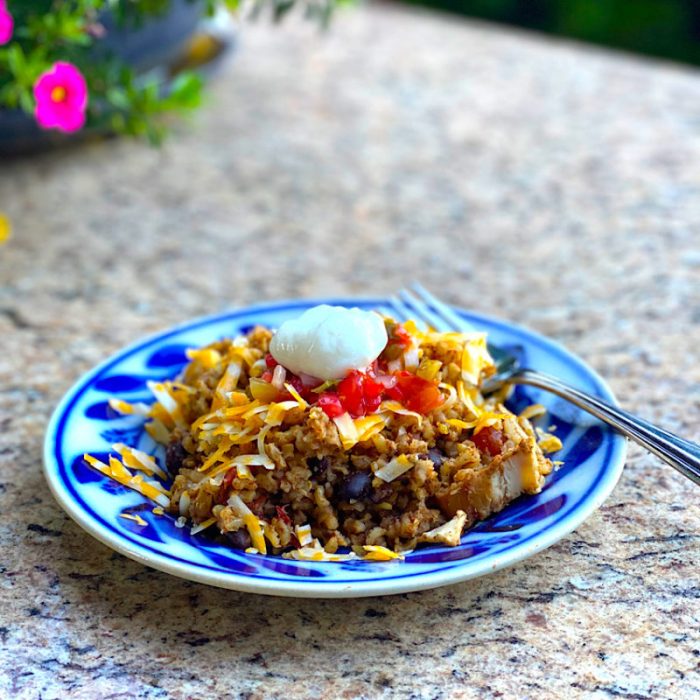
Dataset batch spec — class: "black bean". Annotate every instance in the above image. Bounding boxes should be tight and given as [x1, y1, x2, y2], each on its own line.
[337, 471, 372, 501]
[307, 456, 330, 479]
[165, 440, 188, 475]
[427, 448, 446, 468]
[225, 529, 252, 550]
[261, 502, 277, 520]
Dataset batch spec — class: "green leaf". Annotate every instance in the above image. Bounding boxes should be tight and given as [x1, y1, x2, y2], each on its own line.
[18, 91, 34, 113]
[167, 72, 204, 110]
[106, 87, 131, 110]
[6, 45, 26, 75]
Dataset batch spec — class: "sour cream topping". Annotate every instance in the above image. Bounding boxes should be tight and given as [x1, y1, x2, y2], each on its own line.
[269, 305, 388, 381]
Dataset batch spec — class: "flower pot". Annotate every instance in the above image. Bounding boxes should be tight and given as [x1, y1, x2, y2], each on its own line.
[0, 0, 205, 156]
[97, 0, 204, 73]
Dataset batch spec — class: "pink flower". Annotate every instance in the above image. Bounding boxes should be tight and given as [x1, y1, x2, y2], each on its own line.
[33, 62, 88, 134]
[0, 1, 13, 45]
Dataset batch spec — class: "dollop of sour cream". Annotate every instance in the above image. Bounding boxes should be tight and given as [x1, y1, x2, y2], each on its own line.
[269, 305, 388, 381]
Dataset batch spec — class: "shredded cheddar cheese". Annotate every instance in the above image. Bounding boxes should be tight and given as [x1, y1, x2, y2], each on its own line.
[363, 545, 404, 561]
[333, 412, 359, 450]
[113, 443, 168, 480]
[284, 382, 308, 409]
[120, 513, 147, 526]
[190, 517, 217, 535]
[520, 403, 547, 421]
[536, 427, 564, 453]
[186, 347, 222, 369]
[228, 495, 267, 554]
[84, 452, 170, 508]
[108, 398, 151, 416]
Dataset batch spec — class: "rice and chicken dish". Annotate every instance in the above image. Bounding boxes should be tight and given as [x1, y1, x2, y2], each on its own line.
[85, 305, 562, 562]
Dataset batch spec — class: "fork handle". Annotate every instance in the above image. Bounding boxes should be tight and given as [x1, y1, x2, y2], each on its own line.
[511, 369, 700, 486]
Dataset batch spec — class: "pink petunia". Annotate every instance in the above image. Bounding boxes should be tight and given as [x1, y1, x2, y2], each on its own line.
[0, 1, 13, 45]
[33, 62, 89, 133]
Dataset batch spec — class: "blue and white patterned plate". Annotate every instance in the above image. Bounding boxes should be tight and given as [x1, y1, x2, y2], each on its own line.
[43, 298, 626, 598]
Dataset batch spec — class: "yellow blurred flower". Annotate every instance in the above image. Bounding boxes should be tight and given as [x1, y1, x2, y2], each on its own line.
[0, 213, 10, 244]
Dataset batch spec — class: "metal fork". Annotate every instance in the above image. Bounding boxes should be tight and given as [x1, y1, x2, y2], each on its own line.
[388, 284, 700, 486]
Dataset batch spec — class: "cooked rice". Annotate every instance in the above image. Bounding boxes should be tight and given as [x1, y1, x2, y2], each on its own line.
[87, 318, 561, 561]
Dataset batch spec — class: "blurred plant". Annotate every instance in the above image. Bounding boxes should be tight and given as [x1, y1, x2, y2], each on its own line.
[404, 0, 700, 67]
[0, 0, 343, 144]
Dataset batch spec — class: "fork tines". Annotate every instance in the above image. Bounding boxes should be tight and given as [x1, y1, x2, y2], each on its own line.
[388, 284, 474, 333]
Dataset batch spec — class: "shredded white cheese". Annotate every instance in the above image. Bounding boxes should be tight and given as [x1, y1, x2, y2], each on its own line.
[374, 455, 414, 483]
[295, 524, 313, 547]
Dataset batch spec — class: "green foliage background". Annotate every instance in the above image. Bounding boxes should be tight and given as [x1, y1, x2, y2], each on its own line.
[406, 0, 700, 66]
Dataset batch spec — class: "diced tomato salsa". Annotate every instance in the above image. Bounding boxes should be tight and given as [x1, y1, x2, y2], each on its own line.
[379, 322, 413, 363]
[216, 467, 238, 504]
[471, 426, 505, 456]
[262, 322, 444, 418]
[316, 392, 344, 418]
[337, 370, 384, 417]
[385, 371, 444, 414]
[318, 368, 443, 418]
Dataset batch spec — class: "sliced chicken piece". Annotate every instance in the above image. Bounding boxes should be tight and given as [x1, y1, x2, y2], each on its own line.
[435, 436, 550, 522]
[418, 511, 468, 547]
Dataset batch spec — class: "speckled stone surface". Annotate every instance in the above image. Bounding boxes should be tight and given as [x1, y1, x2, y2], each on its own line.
[1, 3, 699, 698]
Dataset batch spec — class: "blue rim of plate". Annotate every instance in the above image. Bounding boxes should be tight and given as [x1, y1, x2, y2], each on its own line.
[43, 298, 626, 598]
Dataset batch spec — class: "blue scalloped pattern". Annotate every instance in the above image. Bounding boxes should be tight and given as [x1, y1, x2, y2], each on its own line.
[46, 299, 624, 591]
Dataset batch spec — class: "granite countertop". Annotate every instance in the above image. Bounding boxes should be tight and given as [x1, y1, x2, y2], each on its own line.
[1, 2, 699, 698]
